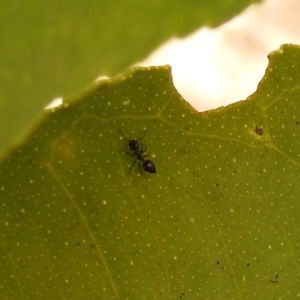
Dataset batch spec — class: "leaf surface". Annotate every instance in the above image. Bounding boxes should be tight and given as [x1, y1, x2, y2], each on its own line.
[0, 44, 299, 299]
[0, 0, 261, 157]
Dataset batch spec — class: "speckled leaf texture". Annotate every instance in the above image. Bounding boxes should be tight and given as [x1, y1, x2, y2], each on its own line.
[1, 44, 300, 299]
[0, 0, 261, 159]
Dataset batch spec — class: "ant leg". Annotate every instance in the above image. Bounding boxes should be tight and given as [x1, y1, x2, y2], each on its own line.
[127, 158, 138, 175]
[141, 154, 149, 160]
[140, 142, 147, 154]
[139, 130, 148, 141]
[140, 143, 150, 160]
[119, 129, 130, 141]
[138, 161, 143, 173]
[124, 151, 135, 156]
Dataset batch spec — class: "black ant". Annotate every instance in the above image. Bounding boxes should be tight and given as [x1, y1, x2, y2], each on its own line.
[119, 129, 157, 175]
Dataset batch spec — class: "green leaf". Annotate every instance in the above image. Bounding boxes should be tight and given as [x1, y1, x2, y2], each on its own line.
[0, 0, 261, 157]
[1, 44, 299, 299]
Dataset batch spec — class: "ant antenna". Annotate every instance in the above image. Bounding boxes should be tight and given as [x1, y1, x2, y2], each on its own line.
[118, 129, 128, 141]
[118, 129, 148, 141]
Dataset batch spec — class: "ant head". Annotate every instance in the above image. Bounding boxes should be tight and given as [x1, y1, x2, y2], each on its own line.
[129, 140, 140, 151]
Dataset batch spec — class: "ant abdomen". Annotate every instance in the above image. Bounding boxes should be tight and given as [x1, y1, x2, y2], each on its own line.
[143, 160, 156, 174]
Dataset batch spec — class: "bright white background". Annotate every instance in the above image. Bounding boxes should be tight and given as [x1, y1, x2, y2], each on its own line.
[48, 0, 300, 111]
[140, 0, 300, 112]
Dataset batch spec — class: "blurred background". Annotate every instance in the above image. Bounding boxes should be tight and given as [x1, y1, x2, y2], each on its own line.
[140, 0, 300, 112]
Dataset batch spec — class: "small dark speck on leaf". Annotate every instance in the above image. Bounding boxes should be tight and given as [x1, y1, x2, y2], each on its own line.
[270, 275, 279, 284]
[270, 279, 279, 284]
[255, 126, 263, 135]
[193, 171, 200, 178]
